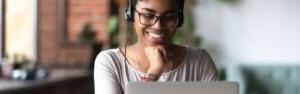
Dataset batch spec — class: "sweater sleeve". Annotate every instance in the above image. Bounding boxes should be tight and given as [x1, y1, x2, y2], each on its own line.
[200, 49, 219, 81]
[94, 51, 123, 94]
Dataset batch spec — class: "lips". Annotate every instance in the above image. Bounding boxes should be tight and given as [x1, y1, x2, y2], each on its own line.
[148, 32, 164, 39]
[145, 31, 166, 44]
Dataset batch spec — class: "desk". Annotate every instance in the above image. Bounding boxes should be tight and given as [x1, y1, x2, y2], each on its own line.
[0, 68, 94, 94]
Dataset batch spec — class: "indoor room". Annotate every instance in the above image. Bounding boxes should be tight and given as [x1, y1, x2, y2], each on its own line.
[1, 0, 299, 94]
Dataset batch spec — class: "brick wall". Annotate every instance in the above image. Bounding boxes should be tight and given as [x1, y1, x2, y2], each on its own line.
[68, 0, 109, 43]
[38, 0, 109, 66]
[38, 0, 59, 64]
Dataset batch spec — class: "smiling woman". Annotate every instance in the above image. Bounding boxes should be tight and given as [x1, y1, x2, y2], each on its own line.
[94, 0, 219, 94]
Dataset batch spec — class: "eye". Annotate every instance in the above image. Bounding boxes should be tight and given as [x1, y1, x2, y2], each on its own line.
[142, 14, 156, 20]
[163, 15, 178, 21]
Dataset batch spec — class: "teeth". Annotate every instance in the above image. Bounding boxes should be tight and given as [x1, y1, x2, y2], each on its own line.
[148, 32, 163, 38]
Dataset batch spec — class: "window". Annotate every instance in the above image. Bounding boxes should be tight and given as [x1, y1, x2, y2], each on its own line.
[1, 0, 37, 62]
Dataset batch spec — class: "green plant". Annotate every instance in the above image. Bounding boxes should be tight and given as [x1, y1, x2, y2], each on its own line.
[80, 22, 96, 44]
[172, 0, 203, 47]
[218, 68, 226, 81]
[107, 15, 119, 47]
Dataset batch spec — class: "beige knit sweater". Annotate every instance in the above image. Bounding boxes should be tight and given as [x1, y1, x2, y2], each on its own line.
[94, 46, 218, 94]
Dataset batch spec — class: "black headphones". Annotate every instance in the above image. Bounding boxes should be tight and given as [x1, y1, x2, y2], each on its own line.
[125, 0, 184, 27]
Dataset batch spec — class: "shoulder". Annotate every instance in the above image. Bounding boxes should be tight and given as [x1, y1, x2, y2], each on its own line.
[184, 46, 210, 59]
[94, 48, 123, 70]
[183, 46, 215, 67]
[98, 48, 120, 56]
[183, 46, 218, 81]
[96, 48, 121, 60]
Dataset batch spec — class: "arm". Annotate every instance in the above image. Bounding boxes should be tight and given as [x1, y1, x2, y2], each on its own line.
[143, 46, 168, 81]
[94, 52, 123, 94]
[200, 49, 219, 81]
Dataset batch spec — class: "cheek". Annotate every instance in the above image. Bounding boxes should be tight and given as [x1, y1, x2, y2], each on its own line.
[133, 21, 146, 35]
[168, 28, 177, 36]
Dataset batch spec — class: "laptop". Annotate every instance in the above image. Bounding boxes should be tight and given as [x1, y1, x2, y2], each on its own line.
[125, 81, 239, 94]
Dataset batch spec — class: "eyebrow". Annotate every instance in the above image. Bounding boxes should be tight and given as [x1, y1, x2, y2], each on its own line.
[141, 8, 156, 13]
[141, 8, 177, 14]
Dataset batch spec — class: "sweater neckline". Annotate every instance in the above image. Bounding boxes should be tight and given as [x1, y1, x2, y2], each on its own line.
[117, 47, 190, 75]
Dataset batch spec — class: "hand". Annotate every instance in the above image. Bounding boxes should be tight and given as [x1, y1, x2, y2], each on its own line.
[144, 46, 167, 75]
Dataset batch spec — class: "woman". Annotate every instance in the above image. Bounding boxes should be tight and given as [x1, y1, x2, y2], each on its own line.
[94, 0, 219, 94]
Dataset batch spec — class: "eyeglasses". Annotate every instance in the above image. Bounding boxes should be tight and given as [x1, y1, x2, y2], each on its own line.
[135, 10, 179, 28]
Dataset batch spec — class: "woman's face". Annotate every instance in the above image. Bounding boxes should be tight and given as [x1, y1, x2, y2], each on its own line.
[133, 0, 179, 46]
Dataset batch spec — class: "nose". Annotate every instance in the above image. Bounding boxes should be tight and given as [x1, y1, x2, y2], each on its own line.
[152, 19, 164, 30]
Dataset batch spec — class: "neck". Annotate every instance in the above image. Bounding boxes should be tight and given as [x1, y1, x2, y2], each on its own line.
[134, 41, 173, 51]
[132, 42, 147, 59]
[133, 42, 175, 59]
[128, 42, 178, 72]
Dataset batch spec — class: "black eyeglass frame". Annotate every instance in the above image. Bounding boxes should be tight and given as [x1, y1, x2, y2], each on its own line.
[134, 10, 180, 27]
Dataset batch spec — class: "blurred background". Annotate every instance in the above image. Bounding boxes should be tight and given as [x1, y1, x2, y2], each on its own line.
[0, 0, 300, 94]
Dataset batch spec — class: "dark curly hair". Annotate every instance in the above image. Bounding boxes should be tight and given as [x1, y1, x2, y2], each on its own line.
[130, 0, 185, 11]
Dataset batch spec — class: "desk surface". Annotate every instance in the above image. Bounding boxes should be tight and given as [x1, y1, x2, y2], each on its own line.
[0, 68, 92, 93]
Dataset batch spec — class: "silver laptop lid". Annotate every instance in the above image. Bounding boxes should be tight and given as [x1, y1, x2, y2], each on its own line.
[126, 81, 239, 94]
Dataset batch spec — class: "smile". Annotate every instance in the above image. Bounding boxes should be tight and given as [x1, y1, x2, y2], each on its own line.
[145, 31, 166, 44]
[148, 32, 164, 39]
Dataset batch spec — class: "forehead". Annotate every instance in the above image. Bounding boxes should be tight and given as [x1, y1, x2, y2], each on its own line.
[135, 0, 178, 13]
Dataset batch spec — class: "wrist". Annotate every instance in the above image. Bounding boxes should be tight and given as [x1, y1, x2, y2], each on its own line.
[141, 73, 161, 81]
[147, 67, 164, 74]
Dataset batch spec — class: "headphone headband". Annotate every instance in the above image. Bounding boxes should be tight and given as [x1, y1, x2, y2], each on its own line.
[125, 0, 184, 27]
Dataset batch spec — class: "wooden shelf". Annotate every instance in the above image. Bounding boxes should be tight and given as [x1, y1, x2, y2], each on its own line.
[0, 68, 93, 94]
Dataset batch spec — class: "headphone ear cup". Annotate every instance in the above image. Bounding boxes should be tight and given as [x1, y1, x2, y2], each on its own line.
[125, 8, 132, 22]
[177, 12, 184, 27]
